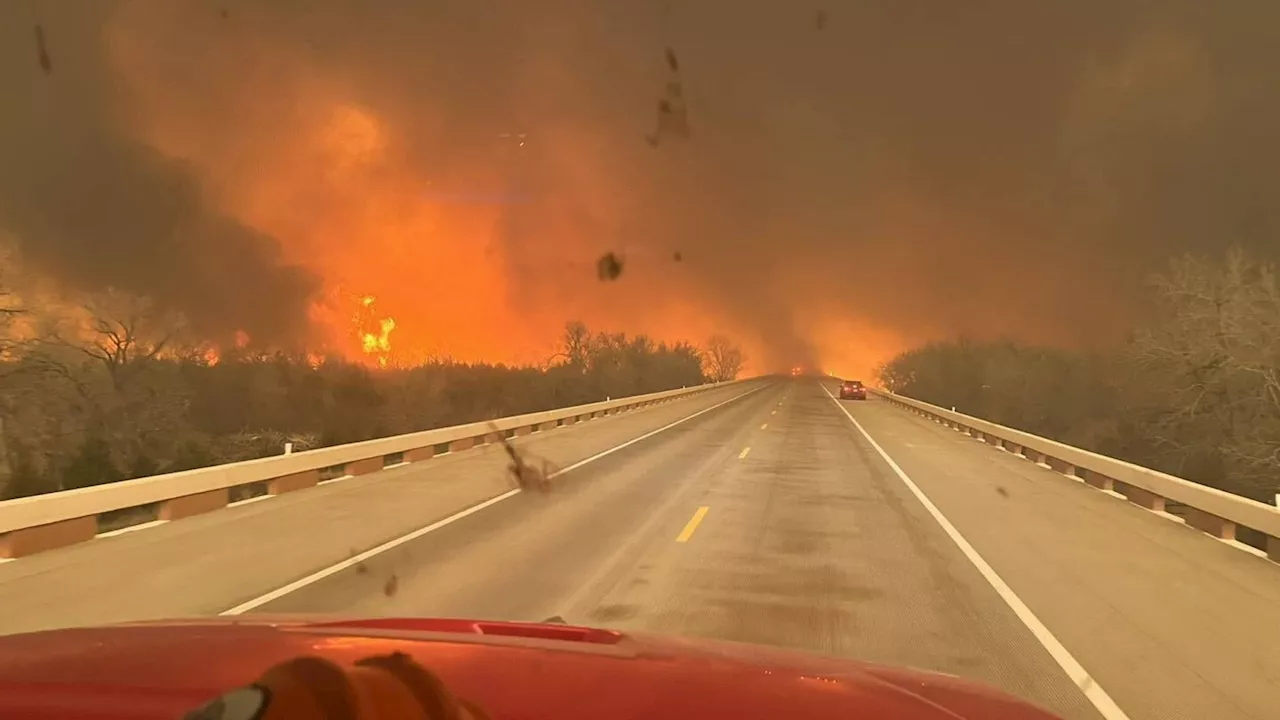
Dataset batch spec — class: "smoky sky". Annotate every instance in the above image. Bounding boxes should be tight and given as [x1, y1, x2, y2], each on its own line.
[5, 1, 1280, 369]
[0, 1, 318, 345]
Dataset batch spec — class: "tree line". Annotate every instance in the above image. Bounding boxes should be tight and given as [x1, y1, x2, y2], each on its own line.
[0, 290, 746, 499]
[878, 249, 1280, 505]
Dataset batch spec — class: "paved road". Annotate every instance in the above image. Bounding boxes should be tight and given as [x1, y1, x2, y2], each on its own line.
[256, 380, 1100, 720]
[0, 381, 765, 634]
[3, 377, 1277, 720]
[850, 383, 1280, 720]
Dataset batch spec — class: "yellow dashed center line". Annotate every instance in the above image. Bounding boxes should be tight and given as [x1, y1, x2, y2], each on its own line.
[771, 409, 776, 415]
[738, 446, 751, 459]
[676, 506, 710, 543]
[760, 423, 768, 430]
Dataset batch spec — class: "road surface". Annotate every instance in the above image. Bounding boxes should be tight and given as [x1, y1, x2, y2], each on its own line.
[2, 378, 1277, 720]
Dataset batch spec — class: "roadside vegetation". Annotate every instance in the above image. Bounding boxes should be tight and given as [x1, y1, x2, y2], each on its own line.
[879, 249, 1280, 504]
[0, 292, 743, 499]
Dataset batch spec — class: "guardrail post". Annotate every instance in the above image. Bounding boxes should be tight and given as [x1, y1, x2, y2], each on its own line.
[0, 517, 97, 558]
[1082, 470, 1114, 492]
[269, 470, 320, 495]
[346, 457, 384, 476]
[160, 489, 230, 520]
[405, 447, 435, 462]
[1120, 485, 1166, 512]
[1184, 507, 1236, 540]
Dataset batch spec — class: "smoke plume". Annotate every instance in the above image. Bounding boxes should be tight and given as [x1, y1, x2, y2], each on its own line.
[4, 1, 1280, 373]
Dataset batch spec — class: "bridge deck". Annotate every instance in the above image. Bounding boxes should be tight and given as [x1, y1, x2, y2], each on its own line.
[1, 378, 1276, 720]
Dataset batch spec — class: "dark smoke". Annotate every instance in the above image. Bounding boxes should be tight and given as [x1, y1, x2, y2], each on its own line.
[0, 2, 318, 345]
[7, 1, 1280, 370]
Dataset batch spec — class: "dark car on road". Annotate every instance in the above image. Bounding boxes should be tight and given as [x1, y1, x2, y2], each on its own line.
[839, 380, 867, 400]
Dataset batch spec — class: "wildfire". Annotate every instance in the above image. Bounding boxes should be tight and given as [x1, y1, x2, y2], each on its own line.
[363, 317, 396, 354]
[354, 295, 396, 367]
[104, 8, 749, 370]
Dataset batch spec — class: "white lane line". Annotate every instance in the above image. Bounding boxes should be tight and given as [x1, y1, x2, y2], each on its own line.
[228, 494, 273, 508]
[221, 383, 768, 616]
[821, 385, 1132, 720]
[97, 519, 169, 538]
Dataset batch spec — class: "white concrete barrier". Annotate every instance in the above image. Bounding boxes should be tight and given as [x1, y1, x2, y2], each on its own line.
[0, 379, 751, 558]
[870, 388, 1280, 563]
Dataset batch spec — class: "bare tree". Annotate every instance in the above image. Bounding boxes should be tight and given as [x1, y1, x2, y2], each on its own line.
[57, 289, 189, 389]
[0, 271, 26, 495]
[555, 320, 591, 370]
[18, 289, 195, 484]
[1129, 249, 1280, 497]
[703, 335, 744, 382]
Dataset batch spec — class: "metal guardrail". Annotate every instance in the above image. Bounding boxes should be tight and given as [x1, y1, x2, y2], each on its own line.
[870, 388, 1280, 563]
[0, 379, 751, 558]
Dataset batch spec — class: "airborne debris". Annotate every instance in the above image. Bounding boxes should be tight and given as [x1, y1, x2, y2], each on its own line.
[34, 25, 52, 74]
[816, 10, 827, 31]
[348, 547, 370, 574]
[995, 486, 1009, 498]
[646, 48, 690, 147]
[673, 251, 683, 262]
[490, 423, 555, 493]
[597, 252, 625, 281]
[383, 573, 399, 597]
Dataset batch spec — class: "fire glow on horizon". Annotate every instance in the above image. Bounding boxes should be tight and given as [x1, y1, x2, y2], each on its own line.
[100, 3, 903, 378]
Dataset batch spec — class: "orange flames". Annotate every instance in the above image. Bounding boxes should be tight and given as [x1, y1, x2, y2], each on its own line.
[355, 295, 396, 367]
[100, 5, 915, 377]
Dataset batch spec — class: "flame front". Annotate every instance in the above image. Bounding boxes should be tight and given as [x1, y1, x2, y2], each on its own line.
[363, 317, 396, 355]
[101, 7, 798, 374]
[355, 295, 396, 367]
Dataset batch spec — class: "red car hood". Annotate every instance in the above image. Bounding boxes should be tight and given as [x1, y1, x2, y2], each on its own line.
[0, 616, 1061, 720]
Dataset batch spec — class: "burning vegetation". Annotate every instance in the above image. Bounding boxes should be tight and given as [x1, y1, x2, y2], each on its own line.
[355, 295, 396, 367]
[0, 257, 735, 500]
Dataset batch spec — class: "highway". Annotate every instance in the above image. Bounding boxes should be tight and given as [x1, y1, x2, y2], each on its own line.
[1, 378, 1277, 720]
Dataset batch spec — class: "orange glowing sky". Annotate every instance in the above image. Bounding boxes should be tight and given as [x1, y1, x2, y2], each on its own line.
[8, 0, 1262, 382]
[104, 2, 872, 375]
